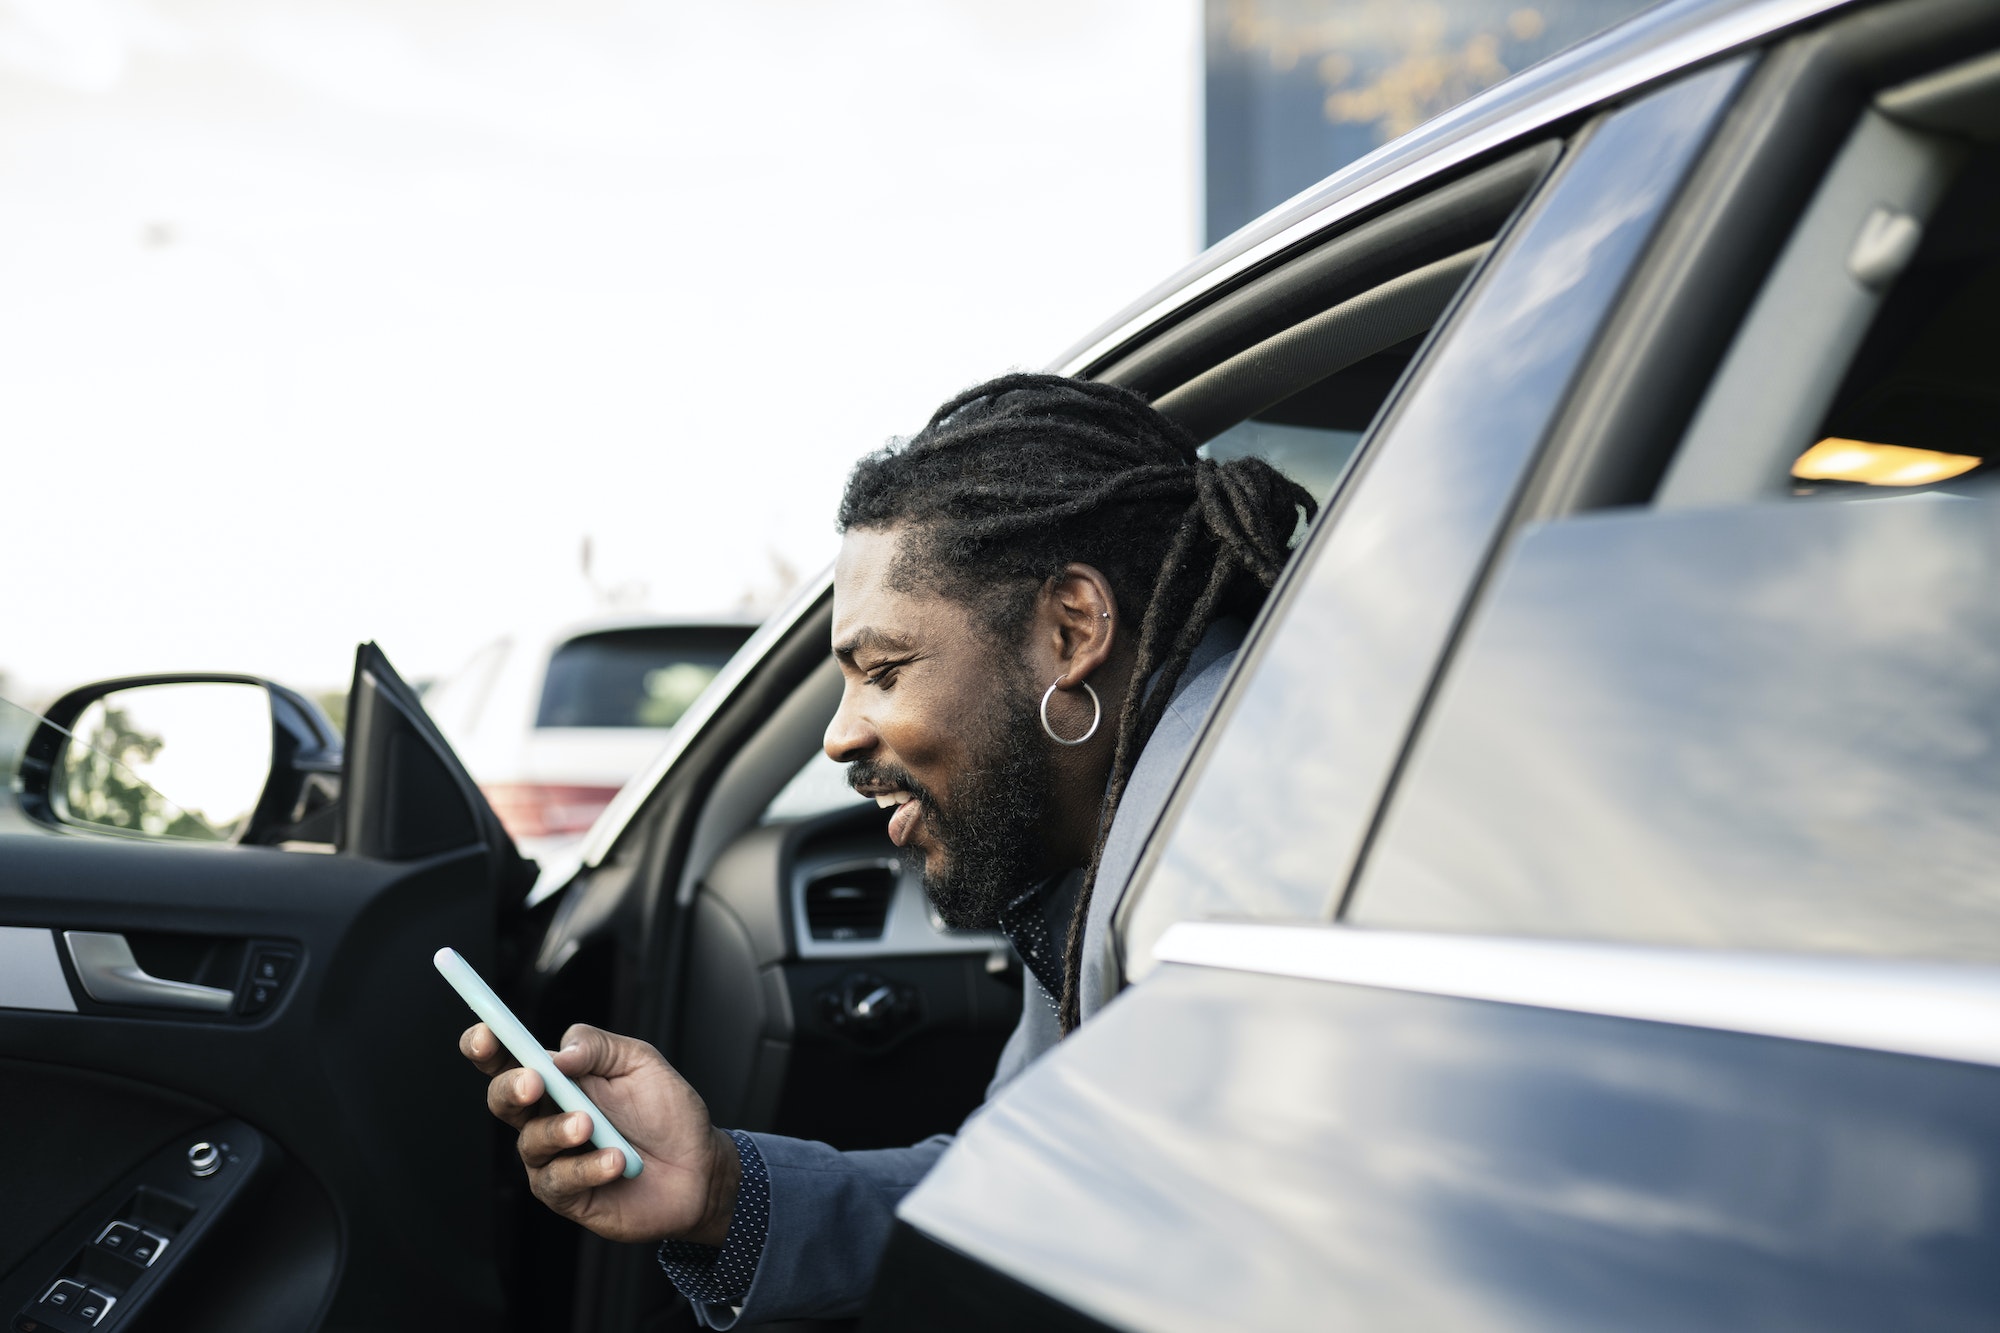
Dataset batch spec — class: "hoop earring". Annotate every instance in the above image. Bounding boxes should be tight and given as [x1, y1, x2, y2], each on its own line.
[1040, 677, 1101, 746]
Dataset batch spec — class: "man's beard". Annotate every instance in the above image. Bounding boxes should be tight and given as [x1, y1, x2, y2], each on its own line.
[848, 677, 1056, 931]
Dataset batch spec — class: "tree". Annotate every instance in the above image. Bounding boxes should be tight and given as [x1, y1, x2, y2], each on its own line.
[59, 705, 224, 841]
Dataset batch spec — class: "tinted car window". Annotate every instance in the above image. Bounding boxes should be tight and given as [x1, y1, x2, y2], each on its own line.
[1350, 116, 2000, 957]
[1349, 497, 2000, 957]
[536, 626, 752, 729]
[1117, 63, 1748, 983]
[1196, 332, 1419, 507]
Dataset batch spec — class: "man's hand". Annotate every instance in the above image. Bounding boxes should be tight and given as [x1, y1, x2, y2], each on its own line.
[460, 1022, 740, 1246]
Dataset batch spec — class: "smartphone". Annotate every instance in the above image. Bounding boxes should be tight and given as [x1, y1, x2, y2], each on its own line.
[434, 947, 643, 1179]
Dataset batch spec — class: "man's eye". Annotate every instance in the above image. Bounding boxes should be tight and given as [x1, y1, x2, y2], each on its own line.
[864, 663, 903, 689]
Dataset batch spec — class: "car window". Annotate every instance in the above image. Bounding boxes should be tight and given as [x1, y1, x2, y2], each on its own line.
[1348, 94, 2000, 958]
[1200, 420, 1362, 509]
[1115, 63, 1748, 984]
[536, 626, 753, 729]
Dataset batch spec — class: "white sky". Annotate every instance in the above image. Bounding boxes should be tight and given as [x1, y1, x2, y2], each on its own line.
[0, 0, 1201, 704]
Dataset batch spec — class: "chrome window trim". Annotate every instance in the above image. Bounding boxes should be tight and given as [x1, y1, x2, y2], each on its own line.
[1052, 0, 1852, 379]
[1155, 921, 2000, 1068]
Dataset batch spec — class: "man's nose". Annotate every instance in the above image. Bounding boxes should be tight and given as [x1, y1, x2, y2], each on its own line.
[824, 689, 877, 763]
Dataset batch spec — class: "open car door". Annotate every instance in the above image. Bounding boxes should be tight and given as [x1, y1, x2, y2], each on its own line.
[0, 643, 530, 1333]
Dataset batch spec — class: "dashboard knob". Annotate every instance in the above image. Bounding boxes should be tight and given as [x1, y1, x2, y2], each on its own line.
[187, 1141, 221, 1177]
[816, 972, 920, 1046]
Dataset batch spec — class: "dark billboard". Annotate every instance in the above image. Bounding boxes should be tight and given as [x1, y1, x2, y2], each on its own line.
[1206, 0, 1660, 243]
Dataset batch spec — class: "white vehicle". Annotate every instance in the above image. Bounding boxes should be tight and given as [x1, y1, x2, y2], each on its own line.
[422, 613, 759, 861]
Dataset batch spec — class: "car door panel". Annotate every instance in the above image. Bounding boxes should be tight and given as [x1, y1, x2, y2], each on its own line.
[0, 1060, 214, 1282]
[0, 828, 502, 1332]
[0, 646, 520, 1333]
[888, 957, 2000, 1333]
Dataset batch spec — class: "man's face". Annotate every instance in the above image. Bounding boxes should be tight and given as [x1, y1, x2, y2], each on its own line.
[825, 527, 1055, 930]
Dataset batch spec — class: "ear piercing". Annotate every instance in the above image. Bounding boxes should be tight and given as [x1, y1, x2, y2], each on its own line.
[1041, 678, 1102, 745]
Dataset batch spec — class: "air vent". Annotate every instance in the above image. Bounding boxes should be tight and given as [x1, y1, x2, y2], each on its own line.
[803, 865, 897, 941]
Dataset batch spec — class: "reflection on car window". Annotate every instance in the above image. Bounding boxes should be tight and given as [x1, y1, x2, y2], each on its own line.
[537, 626, 752, 729]
[1120, 68, 1746, 982]
[1353, 128, 2000, 958]
[1351, 495, 2000, 958]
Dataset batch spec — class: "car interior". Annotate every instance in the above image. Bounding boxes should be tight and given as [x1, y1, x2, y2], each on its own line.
[1657, 75, 2000, 509]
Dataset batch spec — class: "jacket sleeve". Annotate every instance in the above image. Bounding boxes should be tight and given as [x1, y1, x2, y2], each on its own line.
[689, 1132, 952, 1327]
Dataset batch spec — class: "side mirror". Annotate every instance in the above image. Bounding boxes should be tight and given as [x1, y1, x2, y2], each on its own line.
[18, 675, 342, 846]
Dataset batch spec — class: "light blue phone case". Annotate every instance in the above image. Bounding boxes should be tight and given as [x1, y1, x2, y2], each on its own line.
[434, 947, 643, 1179]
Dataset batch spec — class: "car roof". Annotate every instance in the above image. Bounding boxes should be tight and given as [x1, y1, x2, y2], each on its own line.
[1053, 0, 1856, 378]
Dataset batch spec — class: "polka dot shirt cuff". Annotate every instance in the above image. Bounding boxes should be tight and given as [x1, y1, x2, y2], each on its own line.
[657, 1130, 770, 1307]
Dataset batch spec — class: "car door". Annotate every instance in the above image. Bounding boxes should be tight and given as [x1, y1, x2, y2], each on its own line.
[0, 644, 530, 1333]
[866, 1, 2000, 1329]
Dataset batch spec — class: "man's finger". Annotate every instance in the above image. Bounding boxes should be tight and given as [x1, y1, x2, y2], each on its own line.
[486, 1066, 546, 1130]
[553, 1022, 663, 1081]
[529, 1147, 627, 1211]
[460, 1023, 521, 1077]
[518, 1110, 595, 1169]
[551, 1023, 619, 1078]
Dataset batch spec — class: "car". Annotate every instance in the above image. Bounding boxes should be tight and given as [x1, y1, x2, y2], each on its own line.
[3, 0, 1998, 1328]
[420, 615, 760, 864]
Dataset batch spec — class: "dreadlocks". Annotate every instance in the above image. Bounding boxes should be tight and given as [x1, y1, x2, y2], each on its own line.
[838, 371, 1316, 1033]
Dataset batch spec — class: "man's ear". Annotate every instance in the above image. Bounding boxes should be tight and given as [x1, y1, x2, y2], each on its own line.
[1040, 563, 1118, 684]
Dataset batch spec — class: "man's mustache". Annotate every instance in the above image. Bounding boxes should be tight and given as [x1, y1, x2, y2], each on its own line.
[847, 760, 940, 811]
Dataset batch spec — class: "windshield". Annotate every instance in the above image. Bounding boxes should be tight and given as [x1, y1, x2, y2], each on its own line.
[1, 692, 233, 841]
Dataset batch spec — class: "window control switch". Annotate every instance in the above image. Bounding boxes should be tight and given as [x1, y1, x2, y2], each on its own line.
[129, 1227, 168, 1266]
[94, 1221, 140, 1257]
[73, 1288, 116, 1326]
[38, 1280, 86, 1314]
[96, 1219, 170, 1267]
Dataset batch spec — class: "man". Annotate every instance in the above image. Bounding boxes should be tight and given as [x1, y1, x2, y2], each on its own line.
[463, 373, 1314, 1325]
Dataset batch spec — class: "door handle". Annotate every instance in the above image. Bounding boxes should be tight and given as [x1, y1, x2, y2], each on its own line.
[63, 932, 235, 1013]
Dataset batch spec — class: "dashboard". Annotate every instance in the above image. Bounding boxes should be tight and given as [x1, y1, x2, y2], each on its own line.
[675, 802, 1023, 1150]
